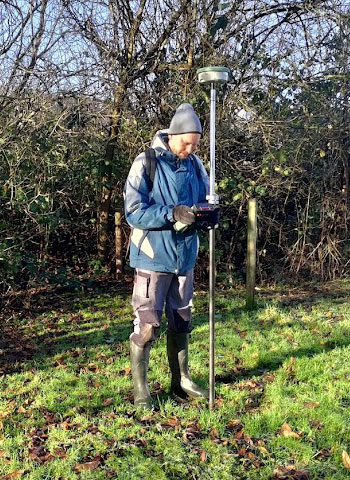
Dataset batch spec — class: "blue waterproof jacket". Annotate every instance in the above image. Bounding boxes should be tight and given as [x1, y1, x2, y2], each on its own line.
[124, 130, 209, 274]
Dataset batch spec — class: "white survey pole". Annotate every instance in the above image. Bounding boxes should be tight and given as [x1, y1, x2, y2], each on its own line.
[209, 82, 216, 409]
[209, 83, 216, 202]
[197, 67, 231, 409]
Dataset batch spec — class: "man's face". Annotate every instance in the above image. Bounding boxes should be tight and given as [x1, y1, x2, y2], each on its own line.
[168, 133, 201, 159]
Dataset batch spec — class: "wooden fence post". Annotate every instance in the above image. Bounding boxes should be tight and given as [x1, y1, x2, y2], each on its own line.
[246, 198, 257, 310]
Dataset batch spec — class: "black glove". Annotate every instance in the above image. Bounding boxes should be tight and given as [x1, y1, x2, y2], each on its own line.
[173, 205, 196, 225]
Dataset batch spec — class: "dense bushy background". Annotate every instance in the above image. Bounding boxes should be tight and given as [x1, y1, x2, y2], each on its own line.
[1, 0, 349, 296]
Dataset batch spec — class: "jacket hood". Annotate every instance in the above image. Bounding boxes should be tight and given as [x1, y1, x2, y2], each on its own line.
[151, 129, 170, 152]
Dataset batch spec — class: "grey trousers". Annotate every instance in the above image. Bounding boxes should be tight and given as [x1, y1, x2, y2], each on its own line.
[130, 269, 194, 347]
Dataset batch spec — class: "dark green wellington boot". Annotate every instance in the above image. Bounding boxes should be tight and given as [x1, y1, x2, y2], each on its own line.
[130, 341, 153, 410]
[167, 333, 208, 399]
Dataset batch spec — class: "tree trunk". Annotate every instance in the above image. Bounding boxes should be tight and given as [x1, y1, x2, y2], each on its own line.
[97, 84, 125, 261]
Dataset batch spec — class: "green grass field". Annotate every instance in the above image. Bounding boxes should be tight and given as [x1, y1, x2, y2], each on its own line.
[1, 280, 350, 479]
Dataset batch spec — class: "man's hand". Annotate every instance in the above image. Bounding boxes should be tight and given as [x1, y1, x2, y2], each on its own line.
[173, 205, 196, 225]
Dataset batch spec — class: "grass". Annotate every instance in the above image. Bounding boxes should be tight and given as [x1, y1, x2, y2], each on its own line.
[1, 280, 350, 479]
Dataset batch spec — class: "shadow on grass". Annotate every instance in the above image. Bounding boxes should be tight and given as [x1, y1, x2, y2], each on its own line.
[0, 285, 133, 373]
[215, 291, 350, 385]
[259, 286, 350, 308]
[1, 281, 350, 381]
[215, 332, 350, 385]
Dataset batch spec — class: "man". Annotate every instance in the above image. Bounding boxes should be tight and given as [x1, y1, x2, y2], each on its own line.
[124, 103, 218, 409]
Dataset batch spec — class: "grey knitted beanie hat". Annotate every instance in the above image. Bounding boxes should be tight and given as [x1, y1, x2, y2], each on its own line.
[168, 103, 202, 135]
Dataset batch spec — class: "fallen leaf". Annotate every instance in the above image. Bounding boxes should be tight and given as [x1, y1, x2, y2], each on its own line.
[167, 416, 181, 427]
[237, 447, 247, 457]
[53, 447, 67, 459]
[273, 465, 309, 479]
[106, 469, 118, 478]
[281, 422, 300, 439]
[54, 360, 67, 369]
[87, 363, 99, 372]
[309, 420, 324, 430]
[134, 438, 148, 447]
[74, 459, 100, 472]
[60, 421, 72, 431]
[28, 445, 55, 464]
[342, 450, 350, 469]
[102, 398, 114, 407]
[314, 448, 330, 460]
[17, 407, 26, 414]
[238, 380, 264, 391]
[140, 415, 156, 424]
[118, 367, 132, 375]
[214, 396, 225, 407]
[160, 416, 181, 429]
[87, 425, 100, 434]
[303, 401, 319, 408]
[199, 449, 207, 462]
[227, 419, 244, 433]
[1, 471, 26, 479]
[182, 422, 201, 443]
[234, 429, 244, 439]
[259, 446, 269, 455]
[244, 433, 252, 443]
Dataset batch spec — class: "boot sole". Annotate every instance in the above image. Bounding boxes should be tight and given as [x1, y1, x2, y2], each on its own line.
[170, 385, 208, 399]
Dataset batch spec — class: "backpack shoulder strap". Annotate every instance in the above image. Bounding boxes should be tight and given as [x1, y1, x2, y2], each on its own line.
[144, 147, 157, 191]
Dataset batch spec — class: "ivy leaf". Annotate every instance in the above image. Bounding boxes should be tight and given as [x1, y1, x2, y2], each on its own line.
[210, 16, 228, 36]
[218, 2, 230, 10]
[213, 2, 229, 11]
